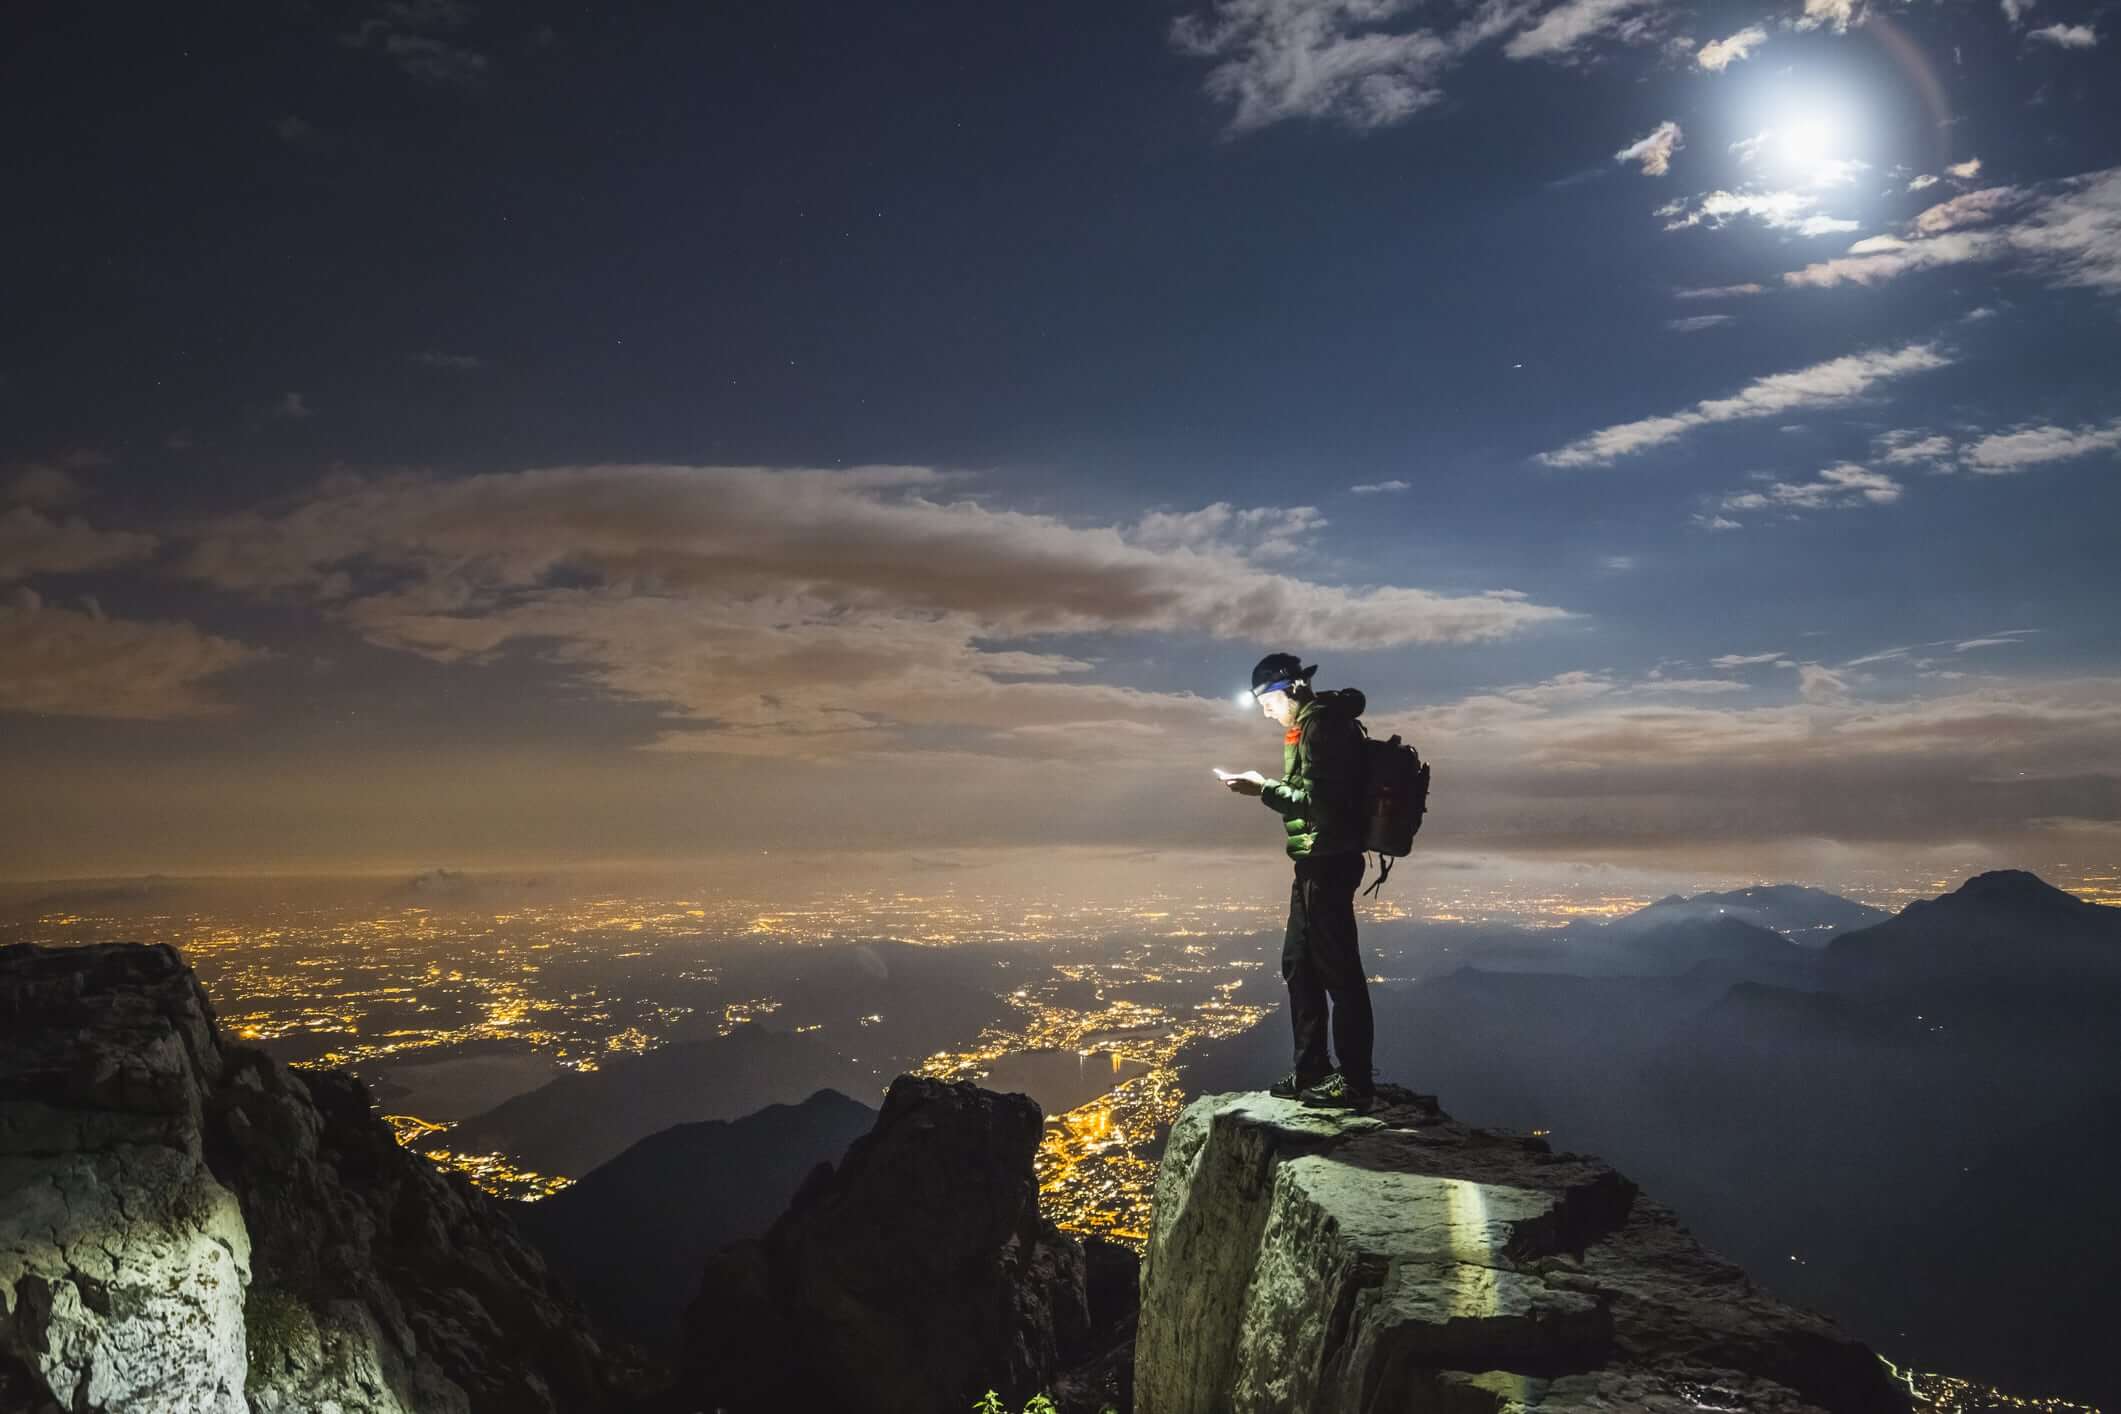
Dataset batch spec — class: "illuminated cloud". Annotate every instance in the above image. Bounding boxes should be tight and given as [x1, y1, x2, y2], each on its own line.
[1945, 157, 1984, 180]
[1711, 651, 1786, 668]
[1674, 282, 1764, 299]
[1793, 0, 1864, 32]
[1696, 25, 1766, 70]
[1536, 341, 1951, 466]
[0, 590, 263, 720]
[0, 507, 157, 581]
[1615, 120, 1682, 176]
[1785, 167, 2121, 293]
[1504, 0, 1664, 61]
[2027, 22, 2098, 46]
[178, 465, 1573, 755]
[1659, 188, 1855, 234]
[1666, 314, 1733, 332]
[1349, 479, 1411, 494]
[2000, 0, 2035, 23]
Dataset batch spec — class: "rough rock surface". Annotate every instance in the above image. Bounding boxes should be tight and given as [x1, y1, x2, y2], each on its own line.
[1136, 1087, 1911, 1414]
[0, 942, 622, 1414]
[681, 1075, 1100, 1414]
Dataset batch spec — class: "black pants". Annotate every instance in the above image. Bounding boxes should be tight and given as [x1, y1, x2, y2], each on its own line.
[1282, 851, 1373, 1088]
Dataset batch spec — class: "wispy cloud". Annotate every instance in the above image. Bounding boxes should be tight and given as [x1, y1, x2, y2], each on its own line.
[176, 465, 1573, 755]
[1665, 314, 1734, 332]
[1537, 341, 1951, 467]
[1960, 417, 2121, 472]
[1785, 167, 2121, 294]
[1349, 479, 1411, 494]
[1659, 188, 1857, 236]
[1615, 120, 1682, 176]
[1170, 0, 1484, 133]
[2027, 21, 2099, 46]
[342, 1, 490, 87]
[1696, 24, 1767, 70]
[1674, 282, 1763, 299]
[0, 508, 157, 582]
[1504, 0, 1665, 61]
[1794, 0, 1865, 32]
[1, 588, 262, 720]
[1717, 462, 1903, 516]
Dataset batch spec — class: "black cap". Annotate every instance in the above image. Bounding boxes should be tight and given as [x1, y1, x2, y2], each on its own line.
[1251, 653, 1317, 695]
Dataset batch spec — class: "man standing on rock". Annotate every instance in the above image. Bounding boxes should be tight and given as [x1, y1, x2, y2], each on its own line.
[1220, 652, 1376, 1114]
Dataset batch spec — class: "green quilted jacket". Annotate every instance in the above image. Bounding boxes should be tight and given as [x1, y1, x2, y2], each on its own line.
[1260, 688, 1367, 859]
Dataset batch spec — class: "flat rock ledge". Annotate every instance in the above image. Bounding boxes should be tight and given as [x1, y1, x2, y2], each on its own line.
[1135, 1087, 1909, 1414]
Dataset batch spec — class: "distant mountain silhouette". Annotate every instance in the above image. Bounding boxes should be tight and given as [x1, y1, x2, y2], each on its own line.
[513, 1090, 877, 1345]
[441, 1026, 878, 1175]
[1827, 869, 2121, 986]
[1608, 884, 1888, 945]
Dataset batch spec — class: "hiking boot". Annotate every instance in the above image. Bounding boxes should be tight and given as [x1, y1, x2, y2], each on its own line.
[1269, 1069, 1329, 1099]
[1299, 1072, 1375, 1114]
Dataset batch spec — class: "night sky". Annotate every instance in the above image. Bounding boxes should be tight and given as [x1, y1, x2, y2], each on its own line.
[3, 0, 2117, 880]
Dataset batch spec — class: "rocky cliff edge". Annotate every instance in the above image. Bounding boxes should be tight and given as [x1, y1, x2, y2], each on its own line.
[1135, 1087, 1910, 1414]
[0, 942, 622, 1414]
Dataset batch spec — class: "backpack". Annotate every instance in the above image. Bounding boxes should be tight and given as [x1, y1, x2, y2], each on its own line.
[1354, 723, 1431, 897]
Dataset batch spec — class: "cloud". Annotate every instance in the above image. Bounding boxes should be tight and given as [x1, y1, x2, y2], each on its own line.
[1960, 417, 2121, 473]
[275, 392, 314, 420]
[1876, 430, 1956, 466]
[1659, 188, 1855, 234]
[1673, 283, 1763, 299]
[0, 508, 157, 581]
[1718, 462, 1903, 515]
[2001, 0, 2035, 23]
[1601, 555, 1637, 570]
[6, 463, 90, 509]
[1692, 513, 1742, 530]
[1536, 341, 1951, 466]
[1908, 173, 1939, 192]
[1503, 0, 1665, 61]
[343, 0, 490, 86]
[1350, 479, 1411, 494]
[2027, 22, 2098, 46]
[1793, 0, 1864, 32]
[1945, 157, 1983, 180]
[177, 465, 1573, 755]
[1796, 215, 1861, 236]
[409, 351, 487, 371]
[1615, 121, 1682, 176]
[1711, 651, 1787, 669]
[1696, 24, 1767, 70]
[1784, 167, 2121, 293]
[1130, 501, 1326, 559]
[1170, 0, 1473, 133]
[1353, 665, 2121, 856]
[0, 591, 263, 720]
[1665, 314, 1733, 332]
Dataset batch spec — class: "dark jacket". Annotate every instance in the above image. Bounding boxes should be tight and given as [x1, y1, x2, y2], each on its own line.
[1260, 688, 1367, 859]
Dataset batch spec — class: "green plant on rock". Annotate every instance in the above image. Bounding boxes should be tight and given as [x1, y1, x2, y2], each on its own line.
[972, 1394, 1067, 1414]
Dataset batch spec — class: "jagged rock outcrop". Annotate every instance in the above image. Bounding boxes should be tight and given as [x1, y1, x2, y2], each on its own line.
[0, 942, 624, 1414]
[1137, 1087, 1911, 1414]
[681, 1075, 1117, 1414]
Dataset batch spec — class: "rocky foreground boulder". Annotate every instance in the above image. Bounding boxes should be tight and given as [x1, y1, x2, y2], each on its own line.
[1137, 1087, 1911, 1413]
[681, 1075, 1135, 1414]
[0, 942, 624, 1414]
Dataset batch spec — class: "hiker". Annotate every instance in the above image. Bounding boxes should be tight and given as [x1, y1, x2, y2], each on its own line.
[1220, 652, 1376, 1114]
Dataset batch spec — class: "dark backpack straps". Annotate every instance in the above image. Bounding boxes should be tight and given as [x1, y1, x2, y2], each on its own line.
[1361, 852, 1393, 898]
